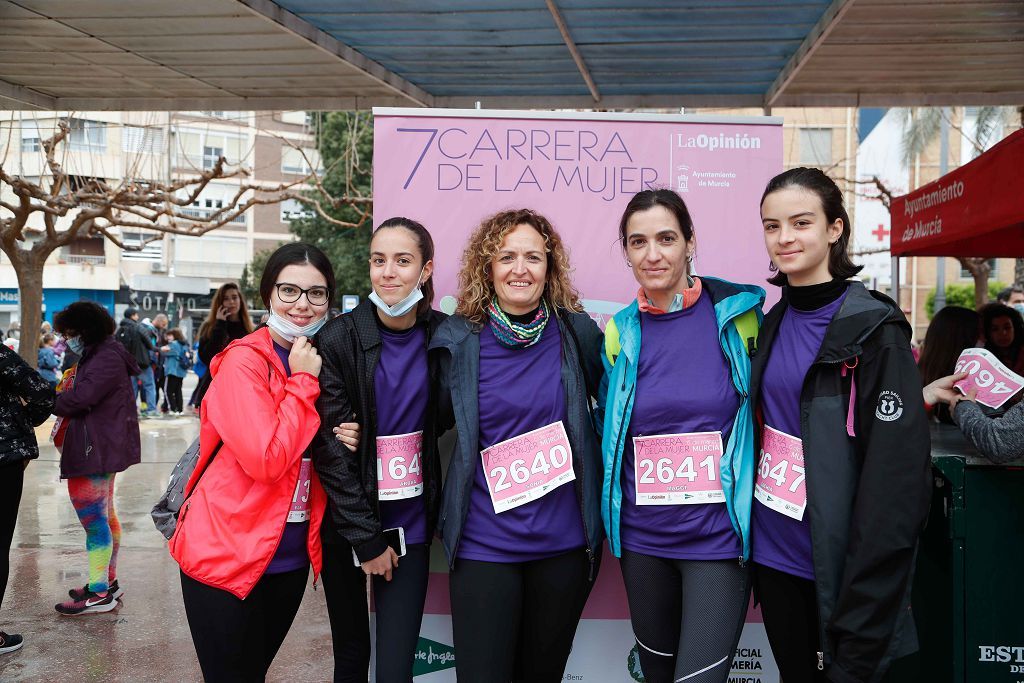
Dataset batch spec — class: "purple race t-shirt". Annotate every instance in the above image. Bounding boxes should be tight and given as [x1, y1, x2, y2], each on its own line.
[375, 324, 429, 545]
[266, 340, 310, 575]
[457, 321, 586, 562]
[621, 294, 742, 559]
[751, 292, 846, 579]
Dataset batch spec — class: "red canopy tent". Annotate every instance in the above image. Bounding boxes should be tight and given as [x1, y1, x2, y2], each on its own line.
[890, 128, 1024, 258]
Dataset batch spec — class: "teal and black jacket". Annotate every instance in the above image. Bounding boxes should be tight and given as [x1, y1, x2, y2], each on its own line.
[596, 276, 765, 560]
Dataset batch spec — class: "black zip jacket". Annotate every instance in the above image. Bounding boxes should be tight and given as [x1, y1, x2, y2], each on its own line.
[0, 345, 55, 467]
[429, 308, 605, 573]
[312, 301, 447, 563]
[750, 281, 931, 683]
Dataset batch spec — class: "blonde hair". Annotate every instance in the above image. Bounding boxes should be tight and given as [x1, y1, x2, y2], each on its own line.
[455, 208, 583, 325]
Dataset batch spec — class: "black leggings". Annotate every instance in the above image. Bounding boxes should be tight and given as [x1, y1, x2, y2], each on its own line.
[449, 548, 597, 683]
[180, 566, 308, 682]
[619, 551, 749, 683]
[321, 541, 430, 683]
[0, 461, 25, 613]
[166, 375, 184, 413]
[753, 563, 826, 683]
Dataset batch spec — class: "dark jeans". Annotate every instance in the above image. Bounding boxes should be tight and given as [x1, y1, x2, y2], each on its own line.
[449, 548, 597, 683]
[753, 562, 827, 683]
[0, 461, 25, 613]
[321, 541, 430, 683]
[166, 375, 184, 413]
[180, 566, 308, 682]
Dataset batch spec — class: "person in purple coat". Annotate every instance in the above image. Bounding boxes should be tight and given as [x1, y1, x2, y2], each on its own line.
[52, 301, 142, 616]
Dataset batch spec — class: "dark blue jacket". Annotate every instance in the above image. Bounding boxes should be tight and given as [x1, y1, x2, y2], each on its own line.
[429, 308, 605, 573]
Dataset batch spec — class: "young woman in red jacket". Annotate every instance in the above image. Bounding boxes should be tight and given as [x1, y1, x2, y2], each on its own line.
[170, 243, 346, 681]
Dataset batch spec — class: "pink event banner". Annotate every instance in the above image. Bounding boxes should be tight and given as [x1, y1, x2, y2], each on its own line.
[372, 109, 783, 324]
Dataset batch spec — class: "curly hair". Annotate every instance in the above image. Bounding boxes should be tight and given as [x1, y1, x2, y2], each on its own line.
[455, 208, 583, 325]
[53, 301, 116, 345]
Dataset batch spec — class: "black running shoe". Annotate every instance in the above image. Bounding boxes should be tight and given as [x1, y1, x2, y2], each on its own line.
[0, 631, 24, 655]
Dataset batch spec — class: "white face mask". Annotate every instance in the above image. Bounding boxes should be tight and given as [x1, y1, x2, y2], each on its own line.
[368, 269, 425, 319]
[266, 309, 327, 343]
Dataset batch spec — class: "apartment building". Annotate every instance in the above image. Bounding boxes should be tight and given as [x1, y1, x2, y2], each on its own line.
[0, 110, 319, 330]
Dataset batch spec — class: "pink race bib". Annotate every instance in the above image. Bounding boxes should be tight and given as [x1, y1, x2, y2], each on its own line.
[376, 431, 424, 500]
[632, 431, 725, 505]
[754, 426, 807, 521]
[481, 421, 576, 514]
[288, 458, 312, 523]
[953, 348, 1024, 409]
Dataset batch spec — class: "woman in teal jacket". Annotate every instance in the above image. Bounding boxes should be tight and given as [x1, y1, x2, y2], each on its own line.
[598, 189, 763, 683]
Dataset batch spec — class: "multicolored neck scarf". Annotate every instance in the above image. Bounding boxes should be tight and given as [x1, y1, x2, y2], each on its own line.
[486, 297, 551, 349]
[637, 276, 702, 315]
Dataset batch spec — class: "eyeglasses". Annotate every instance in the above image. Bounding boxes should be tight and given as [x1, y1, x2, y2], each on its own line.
[275, 283, 329, 306]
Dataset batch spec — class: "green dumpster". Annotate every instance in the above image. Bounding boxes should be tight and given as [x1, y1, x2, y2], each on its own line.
[908, 424, 1024, 683]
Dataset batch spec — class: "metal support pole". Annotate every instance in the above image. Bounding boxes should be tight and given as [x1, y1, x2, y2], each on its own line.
[934, 107, 951, 312]
[891, 257, 900, 305]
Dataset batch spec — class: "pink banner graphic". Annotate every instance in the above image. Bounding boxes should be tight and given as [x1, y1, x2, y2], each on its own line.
[373, 109, 784, 325]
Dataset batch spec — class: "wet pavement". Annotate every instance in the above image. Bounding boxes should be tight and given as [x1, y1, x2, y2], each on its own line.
[0, 379, 336, 682]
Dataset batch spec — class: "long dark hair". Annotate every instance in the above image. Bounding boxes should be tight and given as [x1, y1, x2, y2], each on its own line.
[259, 242, 337, 310]
[980, 303, 1024, 363]
[918, 306, 980, 386]
[618, 189, 695, 249]
[198, 282, 254, 341]
[374, 217, 435, 316]
[761, 167, 862, 286]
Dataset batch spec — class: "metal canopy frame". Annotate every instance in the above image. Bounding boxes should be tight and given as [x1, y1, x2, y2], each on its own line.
[1, 0, 1022, 111]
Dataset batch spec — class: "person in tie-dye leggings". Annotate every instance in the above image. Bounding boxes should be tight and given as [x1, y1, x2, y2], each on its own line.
[65, 475, 123, 604]
[52, 302, 141, 616]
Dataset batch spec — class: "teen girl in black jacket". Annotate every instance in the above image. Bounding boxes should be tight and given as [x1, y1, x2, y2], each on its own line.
[750, 168, 931, 683]
[312, 218, 446, 683]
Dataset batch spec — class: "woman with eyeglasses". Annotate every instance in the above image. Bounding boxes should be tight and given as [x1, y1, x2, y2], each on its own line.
[312, 217, 446, 682]
[170, 242, 342, 681]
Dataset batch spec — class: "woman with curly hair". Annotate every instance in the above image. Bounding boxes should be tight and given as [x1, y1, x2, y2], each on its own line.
[429, 208, 605, 681]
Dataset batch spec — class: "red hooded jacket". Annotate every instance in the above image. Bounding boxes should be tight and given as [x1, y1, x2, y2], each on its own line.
[170, 327, 326, 598]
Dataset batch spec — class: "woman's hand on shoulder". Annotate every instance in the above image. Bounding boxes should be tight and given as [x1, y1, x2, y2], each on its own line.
[289, 336, 322, 377]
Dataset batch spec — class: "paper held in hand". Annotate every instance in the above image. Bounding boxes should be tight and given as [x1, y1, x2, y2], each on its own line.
[953, 348, 1024, 409]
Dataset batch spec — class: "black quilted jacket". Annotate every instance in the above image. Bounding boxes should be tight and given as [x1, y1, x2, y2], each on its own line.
[0, 345, 55, 466]
[311, 301, 447, 562]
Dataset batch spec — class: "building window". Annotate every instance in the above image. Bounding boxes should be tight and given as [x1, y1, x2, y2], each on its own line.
[67, 119, 107, 152]
[799, 128, 832, 165]
[20, 123, 40, 153]
[203, 145, 224, 170]
[122, 126, 166, 154]
[120, 232, 164, 262]
[960, 259, 997, 280]
[281, 147, 321, 175]
[172, 128, 245, 170]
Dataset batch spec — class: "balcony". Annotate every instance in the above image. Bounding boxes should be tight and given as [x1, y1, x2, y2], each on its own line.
[176, 206, 246, 225]
[61, 253, 107, 266]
